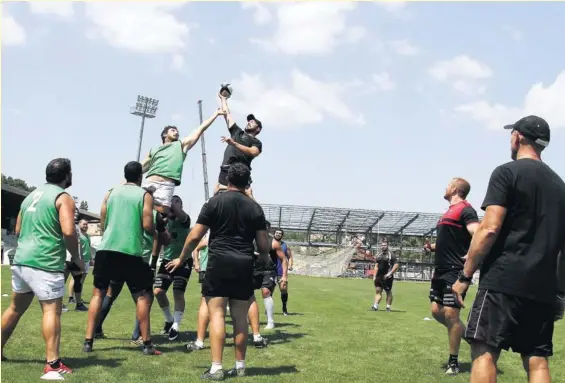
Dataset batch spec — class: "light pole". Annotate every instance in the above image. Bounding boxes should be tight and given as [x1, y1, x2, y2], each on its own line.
[197, 100, 210, 200]
[130, 95, 159, 162]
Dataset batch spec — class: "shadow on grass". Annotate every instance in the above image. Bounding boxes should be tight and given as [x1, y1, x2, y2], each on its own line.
[5, 356, 126, 369]
[366, 309, 407, 313]
[246, 365, 299, 376]
[265, 331, 307, 345]
[440, 362, 504, 375]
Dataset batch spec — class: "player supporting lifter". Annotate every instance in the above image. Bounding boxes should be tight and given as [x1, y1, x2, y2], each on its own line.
[153, 195, 192, 341]
[1, 158, 83, 379]
[273, 228, 293, 315]
[214, 92, 263, 199]
[371, 238, 399, 312]
[424, 177, 479, 376]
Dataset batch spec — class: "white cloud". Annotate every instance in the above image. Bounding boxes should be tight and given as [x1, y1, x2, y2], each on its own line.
[2, 12, 26, 46]
[388, 39, 419, 56]
[241, 2, 272, 25]
[376, 1, 407, 13]
[171, 54, 185, 70]
[85, 3, 190, 54]
[29, 2, 74, 19]
[455, 70, 565, 130]
[429, 55, 492, 95]
[228, 70, 365, 128]
[373, 72, 396, 91]
[246, 3, 365, 55]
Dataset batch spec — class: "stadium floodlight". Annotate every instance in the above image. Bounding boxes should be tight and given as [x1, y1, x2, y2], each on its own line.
[130, 95, 159, 162]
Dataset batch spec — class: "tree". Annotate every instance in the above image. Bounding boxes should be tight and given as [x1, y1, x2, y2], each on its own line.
[1, 173, 36, 192]
[79, 200, 89, 211]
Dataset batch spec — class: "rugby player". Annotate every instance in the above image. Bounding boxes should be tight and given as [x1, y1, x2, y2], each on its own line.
[214, 93, 262, 199]
[1, 158, 83, 379]
[424, 177, 479, 375]
[153, 195, 191, 341]
[84, 161, 165, 355]
[452, 116, 565, 383]
[273, 228, 292, 315]
[371, 238, 399, 312]
[167, 163, 270, 379]
[67, 218, 94, 311]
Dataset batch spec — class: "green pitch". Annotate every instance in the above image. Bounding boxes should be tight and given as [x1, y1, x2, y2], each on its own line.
[1, 267, 564, 382]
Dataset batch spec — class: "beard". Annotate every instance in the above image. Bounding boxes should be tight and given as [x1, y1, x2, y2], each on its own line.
[511, 147, 518, 161]
[64, 177, 72, 189]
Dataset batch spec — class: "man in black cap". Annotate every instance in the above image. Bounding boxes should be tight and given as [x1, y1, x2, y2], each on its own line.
[452, 115, 565, 383]
[214, 93, 263, 199]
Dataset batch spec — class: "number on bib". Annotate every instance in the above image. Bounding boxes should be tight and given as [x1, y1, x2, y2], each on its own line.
[26, 191, 44, 212]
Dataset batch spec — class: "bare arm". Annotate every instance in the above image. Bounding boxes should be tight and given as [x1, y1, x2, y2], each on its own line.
[141, 153, 151, 174]
[373, 263, 379, 279]
[220, 95, 236, 129]
[273, 240, 288, 281]
[466, 222, 480, 236]
[99, 191, 110, 232]
[57, 194, 81, 264]
[15, 212, 22, 237]
[142, 192, 155, 235]
[255, 229, 270, 265]
[287, 247, 294, 269]
[462, 205, 507, 278]
[181, 109, 225, 153]
[178, 224, 209, 264]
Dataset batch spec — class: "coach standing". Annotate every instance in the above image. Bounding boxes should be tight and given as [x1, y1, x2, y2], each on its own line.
[452, 115, 565, 383]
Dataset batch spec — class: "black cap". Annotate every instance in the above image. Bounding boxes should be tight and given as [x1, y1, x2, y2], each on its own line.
[504, 115, 550, 147]
[247, 114, 263, 130]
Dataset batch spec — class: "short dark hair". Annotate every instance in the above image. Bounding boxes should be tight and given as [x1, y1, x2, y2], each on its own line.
[275, 228, 284, 235]
[227, 163, 251, 189]
[453, 178, 471, 199]
[124, 161, 142, 183]
[172, 195, 183, 207]
[161, 125, 178, 143]
[45, 158, 72, 184]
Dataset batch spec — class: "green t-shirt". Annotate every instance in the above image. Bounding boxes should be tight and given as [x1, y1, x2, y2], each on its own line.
[13, 184, 67, 273]
[199, 246, 208, 271]
[79, 232, 92, 262]
[146, 141, 187, 185]
[142, 211, 158, 264]
[162, 217, 190, 261]
[97, 184, 146, 257]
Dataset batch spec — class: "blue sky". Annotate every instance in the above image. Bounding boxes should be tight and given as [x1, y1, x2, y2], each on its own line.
[2, 2, 565, 220]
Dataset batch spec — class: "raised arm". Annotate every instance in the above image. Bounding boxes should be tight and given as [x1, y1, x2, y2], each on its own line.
[219, 94, 236, 130]
[181, 109, 226, 153]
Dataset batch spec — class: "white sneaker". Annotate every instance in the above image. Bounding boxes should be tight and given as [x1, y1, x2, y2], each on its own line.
[264, 322, 275, 330]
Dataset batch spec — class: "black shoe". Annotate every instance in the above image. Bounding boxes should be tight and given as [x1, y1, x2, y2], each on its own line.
[83, 341, 93, 353]
[161, 321, 173, 335]
[142, 344, 162, 356]
[253, 337, 268, 348]
[168, 328, 179, 341]
[226, 367, 246, 378]
[386, 307, 391, 312]
[68, 297, 75, 305]
[371, 306, 378, 311]
[445, 362, 460, 375]
[75, 303, 88, 312]
[200, 368, 224, 381]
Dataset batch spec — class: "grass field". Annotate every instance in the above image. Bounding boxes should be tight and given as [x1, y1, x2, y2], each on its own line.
[1, 267, 564, 383]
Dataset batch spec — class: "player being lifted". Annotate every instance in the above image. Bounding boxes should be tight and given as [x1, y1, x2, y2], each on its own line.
[214, 90, 263, 199]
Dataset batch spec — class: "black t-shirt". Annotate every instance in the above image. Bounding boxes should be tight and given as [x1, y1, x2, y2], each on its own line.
[435, 201, 479, 269]
[197, 190, 267, 274]
[375, 251, 398, 276]
[221, 123, 263, 169]
[478, 159, 565, 304]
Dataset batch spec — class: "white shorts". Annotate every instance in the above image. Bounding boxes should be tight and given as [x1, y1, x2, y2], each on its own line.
[11, 265, 65, 301]
[142, 179, 175, 207]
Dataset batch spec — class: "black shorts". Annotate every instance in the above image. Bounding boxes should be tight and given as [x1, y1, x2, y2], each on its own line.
[198, 271, 206, 284]
[93, 251, 154, 295]
[253, 270, 277, 292]
[154, 258, 193, 292]
[429, 268, 464, 308]
[202, 256, 254, 301]
[464, 289, 555, 357]
[374, 276, 394, 292]
[218, 164, 252, 188]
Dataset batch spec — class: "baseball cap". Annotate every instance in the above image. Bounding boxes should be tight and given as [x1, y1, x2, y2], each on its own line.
[504, 115, 550, 147]
[247, 114, 263, 130]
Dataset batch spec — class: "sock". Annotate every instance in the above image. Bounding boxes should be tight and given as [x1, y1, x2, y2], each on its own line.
[386, 304, 391, 309]
[172, 311, 184, 331]
[162, 307, 174, 323]
[253, 334, 263, 342]
[143, 340, 152, 347]
[449, 354, 458, 365]
[235, 360, 245, 370]
[281, 293, 288, 310]
[374, 303, 379, 309]
[264, 296, 274, 324]
[210, 362, 223, 374]
[47, 359, 61, 369]
[195, 339, 204, 348]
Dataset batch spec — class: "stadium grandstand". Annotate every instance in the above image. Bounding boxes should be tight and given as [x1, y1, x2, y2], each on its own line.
[261, 203, 481, 282]
[1, 184, 101, 265]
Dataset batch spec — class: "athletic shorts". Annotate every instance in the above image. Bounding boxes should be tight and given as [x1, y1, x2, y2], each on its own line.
[464, 289, 555, 357]
[202, 255, 254, 301]
[142, 179, 175, 207]
[253, 269, 277, 292]
[198, 271, 206, 284]
[218, 165, 252, 188]
[93, 251, 154, 295]
[374, 275, 394, 292]
[11, 265, 65, 301]
[154, 258, 193, 292]
[429, 267, 465, 308]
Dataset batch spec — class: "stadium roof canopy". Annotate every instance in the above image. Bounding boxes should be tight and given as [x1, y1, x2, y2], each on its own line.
[261, 203, 445, 237]
[1, 184, 100, 222]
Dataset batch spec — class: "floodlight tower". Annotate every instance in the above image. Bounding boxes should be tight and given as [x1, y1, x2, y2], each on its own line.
[130, 95, 159, 162]
[197, 100, 210, 200]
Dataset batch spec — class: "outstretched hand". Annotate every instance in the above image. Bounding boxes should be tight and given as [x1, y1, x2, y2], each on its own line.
[164, 259, 182, 273]
[221, 136, 234, 145]
[215, 108, 227, 116]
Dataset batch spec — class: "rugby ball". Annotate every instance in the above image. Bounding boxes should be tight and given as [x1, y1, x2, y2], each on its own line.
[219, 84, 233, 98]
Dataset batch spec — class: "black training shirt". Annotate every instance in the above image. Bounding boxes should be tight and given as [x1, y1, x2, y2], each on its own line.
[375, 251, 398, 276]
[221, 123, 263, 169]
[197, 190, 267, 272]
[478, 159, 565, 304]
[434, 201, 479, 269]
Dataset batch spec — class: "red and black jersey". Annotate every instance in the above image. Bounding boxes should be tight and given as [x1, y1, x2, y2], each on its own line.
[435, 200, 479, 269]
